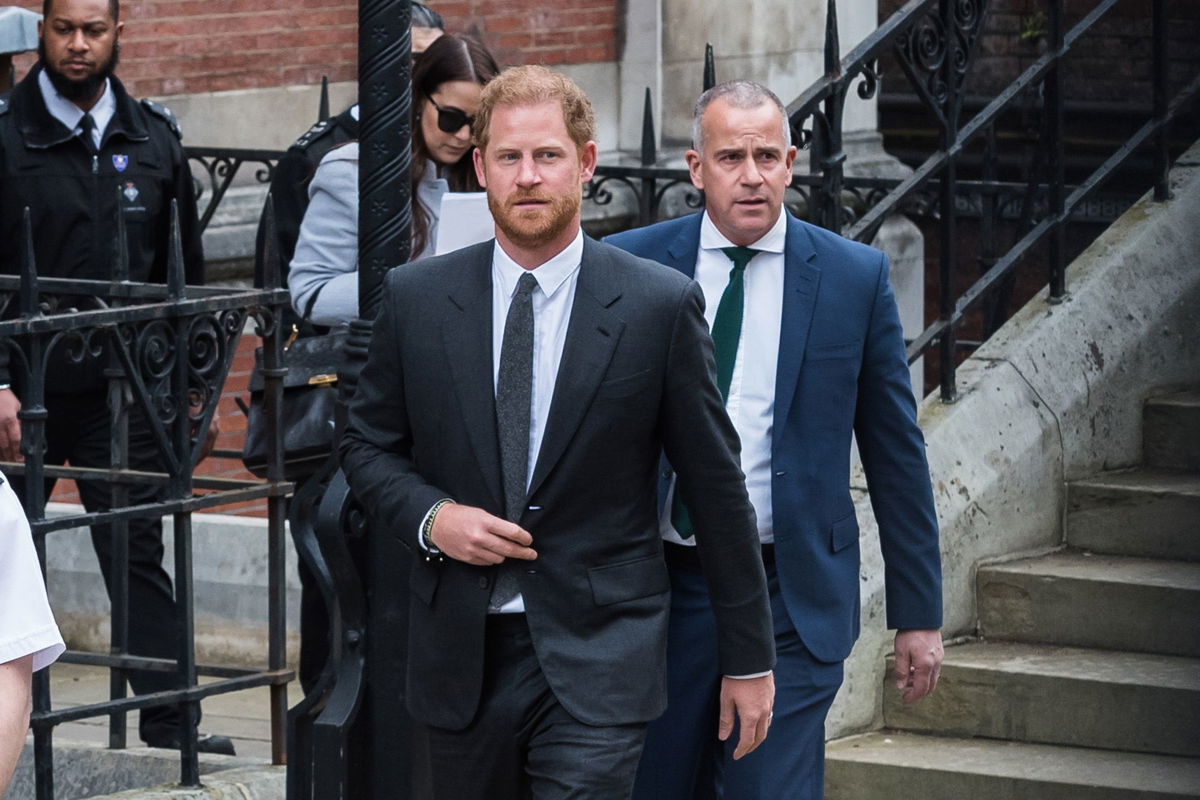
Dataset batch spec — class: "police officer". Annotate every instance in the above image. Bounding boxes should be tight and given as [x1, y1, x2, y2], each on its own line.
[0, 0, 230, 755]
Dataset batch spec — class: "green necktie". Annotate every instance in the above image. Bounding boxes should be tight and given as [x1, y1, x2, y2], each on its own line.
[671, 245, 760, 539]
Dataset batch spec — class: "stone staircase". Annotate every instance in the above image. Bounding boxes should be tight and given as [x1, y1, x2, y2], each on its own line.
[826, 389, 1200, 799]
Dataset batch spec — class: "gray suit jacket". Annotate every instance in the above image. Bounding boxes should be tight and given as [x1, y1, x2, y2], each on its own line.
[340, 236, 773, 730]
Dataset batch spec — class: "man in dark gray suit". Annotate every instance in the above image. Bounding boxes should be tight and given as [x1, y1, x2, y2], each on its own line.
[339, 65, 775, 799]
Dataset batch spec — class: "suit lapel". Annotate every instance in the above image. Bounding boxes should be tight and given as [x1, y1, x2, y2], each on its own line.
[664, 214, 703, 278]
[527, 238, 624, 500]
[442, 245, 504, 512]
[773, 215, 821, 447]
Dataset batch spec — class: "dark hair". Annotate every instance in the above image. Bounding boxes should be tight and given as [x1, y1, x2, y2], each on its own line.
[410, 1, 443, 30]
[43, 0, 119, 23]
[411, 34, 500, 257]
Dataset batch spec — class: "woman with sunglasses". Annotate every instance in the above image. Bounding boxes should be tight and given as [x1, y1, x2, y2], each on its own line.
[289, 34, 501, 325]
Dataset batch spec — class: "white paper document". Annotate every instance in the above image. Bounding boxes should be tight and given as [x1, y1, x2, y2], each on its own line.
[435, 192, 495, 255]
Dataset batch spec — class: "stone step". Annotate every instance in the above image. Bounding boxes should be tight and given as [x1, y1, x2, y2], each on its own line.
[1068, 468, 1200, 561]
[883, 642, 1200, 757]
[977, 552, 1200, 657]
[825, 731, 1200, 800]
[1145, 390, 1200, 471]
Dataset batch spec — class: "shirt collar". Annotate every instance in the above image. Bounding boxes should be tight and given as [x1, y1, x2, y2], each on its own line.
[699, 208, 787, 255]
[37, 68, 115, 135]
[493, 228, 584, 301]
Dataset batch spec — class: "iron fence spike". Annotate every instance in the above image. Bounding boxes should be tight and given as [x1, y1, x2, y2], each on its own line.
[704, 44, 716, 92]
[114, 185, 130, 284]
[19, 207, 39, 317]
[825, 0, 840, 76]
[641, 87, 656, 167]
[261, 193, 284, 290]
[319, 75, 330, 122]
[167, 199, 186, 299]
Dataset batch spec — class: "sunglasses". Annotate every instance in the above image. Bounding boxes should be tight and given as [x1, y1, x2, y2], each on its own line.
[428, 96, 475, 133]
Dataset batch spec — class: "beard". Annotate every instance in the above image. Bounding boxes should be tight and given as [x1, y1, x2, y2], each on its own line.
[488, 186, 581, 251]
[39, 40, 120, 104]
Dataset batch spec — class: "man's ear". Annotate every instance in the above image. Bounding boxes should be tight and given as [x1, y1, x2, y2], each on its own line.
[578, 140, 598, 184]
[473, 146, 487, 188]
[784, 145, 797, 173]
[685, 149, 704, 191]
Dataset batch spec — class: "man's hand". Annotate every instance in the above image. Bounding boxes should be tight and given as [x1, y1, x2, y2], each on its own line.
[718, 673, 774, 760]
[195, 416, 220, 462]
[0, 390, 22, 463]
[430, 503, 537, 566]
[893, 629, 943, 704]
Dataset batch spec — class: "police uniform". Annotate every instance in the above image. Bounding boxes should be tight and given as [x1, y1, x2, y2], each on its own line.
[253, 105, 358, 294]
[0, 64, 224, 752]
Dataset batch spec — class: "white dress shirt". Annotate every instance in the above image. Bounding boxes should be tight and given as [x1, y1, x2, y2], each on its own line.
[38, 69, 115, 150]
[420, 230, 584, 614]
[661, 209, 785, 547]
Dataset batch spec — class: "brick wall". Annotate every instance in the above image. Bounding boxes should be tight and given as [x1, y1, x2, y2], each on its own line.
[10, 1, 620, 97]
[877, 0, 1200, 102]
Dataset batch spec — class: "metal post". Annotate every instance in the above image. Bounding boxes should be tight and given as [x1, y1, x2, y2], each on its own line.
[639, 88, 657, 225]
[938, 0, 958, 402]
[165, 202, 201, 787]
[107, 195, 132, 750]
[1046, 0, 1066, 302]
[819, 0, 846, 234]
[1152, 0, 1169, 201]
[20, 210, 56, 800]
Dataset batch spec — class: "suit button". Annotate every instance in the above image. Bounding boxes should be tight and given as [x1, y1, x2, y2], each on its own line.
[478, 577, 489, 589]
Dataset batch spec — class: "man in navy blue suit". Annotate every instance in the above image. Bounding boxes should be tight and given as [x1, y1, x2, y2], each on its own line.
[608, 81, 944, 800]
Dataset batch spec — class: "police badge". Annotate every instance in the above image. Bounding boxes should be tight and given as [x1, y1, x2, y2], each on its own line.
[113, 154, 129, 172]
[123, 182, 139, 202]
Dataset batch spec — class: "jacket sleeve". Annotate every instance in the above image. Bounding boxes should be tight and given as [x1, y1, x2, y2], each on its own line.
[288, 152, 360, 326]
[853, 253, 943, 631]
[338, 269, 448, 551]
[658, 280, 775, 676]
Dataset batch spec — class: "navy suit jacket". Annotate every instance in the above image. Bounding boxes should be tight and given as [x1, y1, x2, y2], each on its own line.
[606, 212, 942, 663]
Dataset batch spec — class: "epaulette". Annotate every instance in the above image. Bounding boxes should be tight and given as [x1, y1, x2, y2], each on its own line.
[141, 98, 183, 140]
[0, 96, 9, 116]
[291, 119, 334, 152]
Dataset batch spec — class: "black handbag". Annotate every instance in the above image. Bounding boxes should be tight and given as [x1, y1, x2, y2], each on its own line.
[240, 330, 345, 480]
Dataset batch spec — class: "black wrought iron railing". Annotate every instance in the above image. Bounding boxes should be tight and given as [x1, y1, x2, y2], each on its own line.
[2, 203, 293, 799]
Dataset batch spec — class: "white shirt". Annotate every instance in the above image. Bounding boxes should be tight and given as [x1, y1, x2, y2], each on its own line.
[38, 68, 115, 151]
[419, 230, 584, 614]
[661, 210, 785, 547]
[0, 472, 65, 672]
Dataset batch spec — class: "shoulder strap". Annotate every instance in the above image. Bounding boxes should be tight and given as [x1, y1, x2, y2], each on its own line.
[140, 98, 183, 139]
[291, 119, 335, 151]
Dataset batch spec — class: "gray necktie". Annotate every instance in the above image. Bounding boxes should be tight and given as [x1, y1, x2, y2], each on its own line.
[490, 271, 538, 612]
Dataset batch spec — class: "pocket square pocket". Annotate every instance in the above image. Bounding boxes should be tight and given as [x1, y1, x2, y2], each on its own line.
[807, 341, 861, 361]
[594, 368, 653, 400]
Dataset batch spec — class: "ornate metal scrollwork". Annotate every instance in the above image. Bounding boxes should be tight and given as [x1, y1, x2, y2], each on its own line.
[895, 0, 988, 120]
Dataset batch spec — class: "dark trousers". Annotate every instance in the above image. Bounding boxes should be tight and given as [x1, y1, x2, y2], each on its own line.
[11, 391, 186, 743]
[422, 613, 647, 800]
[632, 546, 843, 800]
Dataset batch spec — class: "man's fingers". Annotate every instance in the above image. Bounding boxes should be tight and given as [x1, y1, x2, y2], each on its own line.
[732, 708, 770, 760]
[893, 649, 912, 690]
[717, 693, 735, 743]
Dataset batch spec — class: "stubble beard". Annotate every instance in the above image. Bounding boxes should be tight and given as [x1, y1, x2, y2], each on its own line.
[39, 40, 120, 104]
[489, 187, 580, 251]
